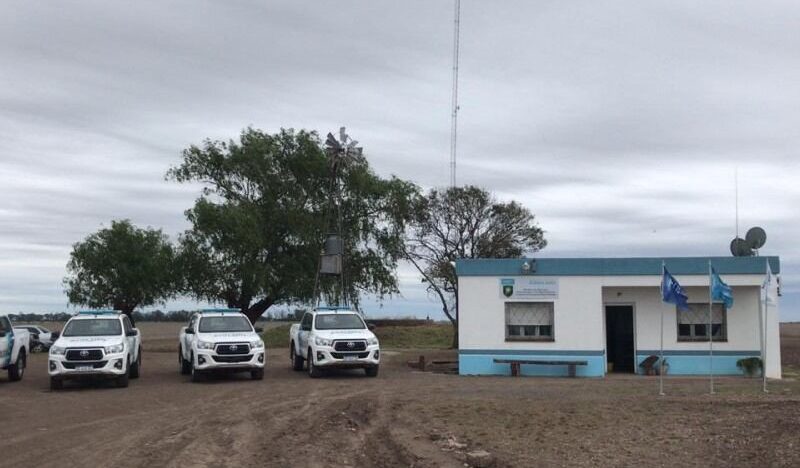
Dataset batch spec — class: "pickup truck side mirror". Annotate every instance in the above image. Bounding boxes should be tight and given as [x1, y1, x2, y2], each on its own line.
[300, 325, 311, 332]
[0, 331, 6, 338]
[254, 327, 264, 333]
[51, 331, 60, 339]
[126, 330, 139, 337]
[185, 328, 195, 334]
[367, 323, 377, 331]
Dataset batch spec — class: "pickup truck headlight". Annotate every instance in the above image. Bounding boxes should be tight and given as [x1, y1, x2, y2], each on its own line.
[368, 337, 379, 346]
[197, 340, 215, 350]
[104, 343, 124, 354]
[50, 345, 66, 355]
[314, 337, 333, 347]
[250, 339, 264, 349]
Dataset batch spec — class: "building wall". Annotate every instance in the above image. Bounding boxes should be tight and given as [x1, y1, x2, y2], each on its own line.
[459, 273, 781, 378]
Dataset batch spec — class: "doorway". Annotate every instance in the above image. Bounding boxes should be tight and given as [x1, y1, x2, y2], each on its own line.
[605, 305, 635, 373]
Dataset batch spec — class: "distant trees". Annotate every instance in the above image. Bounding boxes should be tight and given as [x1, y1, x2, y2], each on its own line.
[403, 186, 546, 348]
[64, 220, 177, 322]
[169, 128, 416, 323]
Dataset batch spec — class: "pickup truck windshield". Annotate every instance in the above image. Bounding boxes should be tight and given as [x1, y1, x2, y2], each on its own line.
[314, 314, 366, 330]
[199, 316, 253, 333]
[63, 319, 122, 337]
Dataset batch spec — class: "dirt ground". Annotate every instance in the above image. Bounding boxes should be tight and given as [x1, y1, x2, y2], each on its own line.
[1, 323, 799, 468]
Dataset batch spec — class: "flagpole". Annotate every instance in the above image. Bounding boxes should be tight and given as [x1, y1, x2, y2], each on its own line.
[763, 259, 770, 393]
[757, 270, 766, 393]
[660, 261, 665, 396]
[708, 261, 714, 395]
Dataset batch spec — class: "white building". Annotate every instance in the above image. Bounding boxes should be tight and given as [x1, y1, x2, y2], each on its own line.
[456, 257, 781, 378]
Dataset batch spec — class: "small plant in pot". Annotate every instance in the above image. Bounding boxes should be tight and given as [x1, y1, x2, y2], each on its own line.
[657, 358, 669, 376]
[736, 357, 762, 377]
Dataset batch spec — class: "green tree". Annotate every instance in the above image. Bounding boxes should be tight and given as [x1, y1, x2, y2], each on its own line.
[169, 128, 416, 323]
[403, 186, 546, 348]
[64, 220, 177, 321]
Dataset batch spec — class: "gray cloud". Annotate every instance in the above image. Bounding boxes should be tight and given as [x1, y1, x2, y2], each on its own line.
[1, 1, 799, 320]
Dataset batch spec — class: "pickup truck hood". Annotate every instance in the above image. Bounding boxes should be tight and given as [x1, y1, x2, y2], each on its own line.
[197, 332, 258, 342]
[314, 329, 376, 341]
[55, 336, 123, 347]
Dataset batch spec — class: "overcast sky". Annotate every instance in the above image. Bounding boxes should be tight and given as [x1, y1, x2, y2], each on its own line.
[1, 1, 798, 321]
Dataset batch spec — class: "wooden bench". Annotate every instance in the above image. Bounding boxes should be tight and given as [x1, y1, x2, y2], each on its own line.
[494, 359, 588, 377]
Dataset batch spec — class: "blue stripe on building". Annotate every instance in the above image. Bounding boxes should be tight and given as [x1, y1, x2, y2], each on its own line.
[456, 256, 779, 277]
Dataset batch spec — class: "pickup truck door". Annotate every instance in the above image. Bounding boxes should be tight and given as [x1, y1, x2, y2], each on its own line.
[299, 313, 313, 356]
[182, 315, 198, 358]
[0, 317, 13, 367]
[121, 316, 138, 361]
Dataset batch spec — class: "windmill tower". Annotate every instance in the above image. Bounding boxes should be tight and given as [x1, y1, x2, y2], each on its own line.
[312, 127, 362, 307]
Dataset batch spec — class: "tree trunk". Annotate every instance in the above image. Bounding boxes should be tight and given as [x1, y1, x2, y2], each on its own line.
[244, 297, 275, 324]
[114, 303, 137, 327]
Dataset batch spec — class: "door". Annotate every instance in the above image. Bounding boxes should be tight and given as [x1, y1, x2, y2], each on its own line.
[299, 313, 313, 356]
[121, 316, 137, 361]
[605, 305, 635, 373]
[0, 317, 11, 367]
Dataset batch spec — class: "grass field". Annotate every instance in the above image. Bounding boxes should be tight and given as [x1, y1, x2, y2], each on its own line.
[262, 322, 454, 349]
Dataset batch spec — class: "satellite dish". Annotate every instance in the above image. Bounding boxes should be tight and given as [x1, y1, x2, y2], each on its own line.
[745, 227, 767, 250]
[730, 237, 753, 257]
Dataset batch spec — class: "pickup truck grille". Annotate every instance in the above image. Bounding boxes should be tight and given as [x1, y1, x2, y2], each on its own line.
[212, 355, 253, 363]
[331, 352, 370, 359]
[63, 361, 107, 369]
[215, 343, 251, 355]
[66, 349, 104, 361]
[333, 340, 367, 352]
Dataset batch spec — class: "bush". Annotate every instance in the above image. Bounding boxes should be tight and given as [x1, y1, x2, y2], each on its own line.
[736, 357, 763, 377]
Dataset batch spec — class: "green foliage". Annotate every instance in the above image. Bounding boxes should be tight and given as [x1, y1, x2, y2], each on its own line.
[169, 128, 418, 322]
[64, 220, 177, 316]
[263, 324, 292, 348]
[404, 186, 546, 347]
[736, 357, 763, 377]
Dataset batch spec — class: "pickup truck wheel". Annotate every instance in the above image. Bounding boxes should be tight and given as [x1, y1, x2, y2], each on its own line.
[115, 359, 130, 388]
[291, 343, 304, 371]
[307, 348, 321, 378]
[364, 365, 379, 378]
[129, 348, 141, 379]
[190, 354, 204, 383]
[32, 342, 45, 353]
[179, 346, 191, 375]
[50, 377, 63, 390]
[251, 368, 264, 380]
[8, 350, 26, 381]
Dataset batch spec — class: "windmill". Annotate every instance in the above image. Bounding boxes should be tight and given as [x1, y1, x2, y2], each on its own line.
[312, 127, 362, 307]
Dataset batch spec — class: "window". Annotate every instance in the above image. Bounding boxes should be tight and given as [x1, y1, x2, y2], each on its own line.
[198, 316, 253, 333]
[314, 314, 366, 330]
[301, 313, 313, 331]
[677, 303, 726, 341]
[63, 319, 122, 337]
[505, 302, 554, 341]
[121, 316, 133, 334]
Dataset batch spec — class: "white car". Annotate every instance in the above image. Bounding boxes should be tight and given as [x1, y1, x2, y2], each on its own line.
[1, 314, 30, 382]
[178, 310, 265, 382]
[48, 311, 142, 390]
[289, 308, 380, 378]
[14, 325, 56, 352]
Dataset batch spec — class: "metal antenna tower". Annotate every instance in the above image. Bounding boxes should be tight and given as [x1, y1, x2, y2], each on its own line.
[449, 0, 461, 188]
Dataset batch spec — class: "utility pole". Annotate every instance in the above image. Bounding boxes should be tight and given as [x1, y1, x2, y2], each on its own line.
[450, 0, 461, 188]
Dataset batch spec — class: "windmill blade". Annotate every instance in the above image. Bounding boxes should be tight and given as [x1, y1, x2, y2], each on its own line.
[325, 133, 341, 150]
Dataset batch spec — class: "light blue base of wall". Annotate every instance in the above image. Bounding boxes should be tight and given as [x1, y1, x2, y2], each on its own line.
[459, 351, 606, 377]
[458, 350, 761, 377]
[636, 350, 760, 376]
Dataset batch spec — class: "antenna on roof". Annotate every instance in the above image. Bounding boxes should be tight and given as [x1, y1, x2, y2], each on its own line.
[449, 0, 461, 188]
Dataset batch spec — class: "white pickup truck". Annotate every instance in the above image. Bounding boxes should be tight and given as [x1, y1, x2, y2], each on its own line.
[178, 310, 265, 382]
[289, 308, 380, 378]
[1, 314, 30, 382]
[48, 310, 142, 390]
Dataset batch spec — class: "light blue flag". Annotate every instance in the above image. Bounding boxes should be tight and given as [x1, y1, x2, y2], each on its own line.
[710, 267, 734, 309]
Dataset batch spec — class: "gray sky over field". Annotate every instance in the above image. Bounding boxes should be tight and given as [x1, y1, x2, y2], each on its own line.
[1, 1, 799, 320]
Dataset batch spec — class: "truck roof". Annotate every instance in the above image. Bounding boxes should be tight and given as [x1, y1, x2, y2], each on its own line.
[312, 307, 359, 315]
